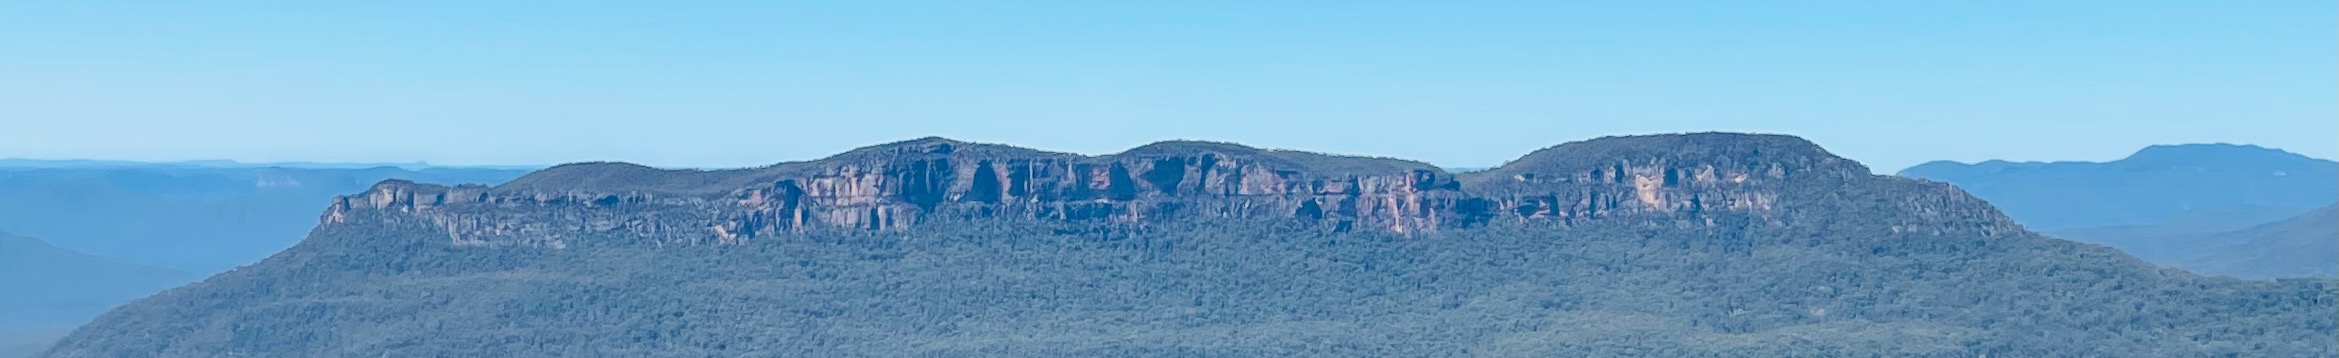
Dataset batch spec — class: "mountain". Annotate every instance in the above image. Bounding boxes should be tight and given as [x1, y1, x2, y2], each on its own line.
[0, 329, 69, 358]
[1898, 143, 2338, 231]
[0, 166, 533, 272]
[0, 159, 537, 170]
[0, 230, 192, 329]
[2180, 204, 2339, 278]
[45, 133, 2337, 357]
[2040, 204, 2309, 265]
[1898, 144, 2338, 278]
[0, 230, 192, 358]
[2052, 204, 2339, 279]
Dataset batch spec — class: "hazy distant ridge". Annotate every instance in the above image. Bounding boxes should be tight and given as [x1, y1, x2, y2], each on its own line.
[1897, 143, 2337, 231]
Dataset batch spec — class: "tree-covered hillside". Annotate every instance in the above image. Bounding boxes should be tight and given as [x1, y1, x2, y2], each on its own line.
[42, 135, 2339, 357]
[47, 218, 2335, 357]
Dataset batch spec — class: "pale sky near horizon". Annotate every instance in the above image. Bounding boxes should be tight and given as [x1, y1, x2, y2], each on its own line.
[2, 1, 2332, 172]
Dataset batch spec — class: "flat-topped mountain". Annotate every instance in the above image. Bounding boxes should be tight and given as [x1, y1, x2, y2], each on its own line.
[494, 136, 1444, 195]
[347, 133, 1966, 241]
[44, 133, 2334, 357]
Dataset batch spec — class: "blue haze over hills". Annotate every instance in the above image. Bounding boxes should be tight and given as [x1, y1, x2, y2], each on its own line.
[1898, 143, 2337, 278]
[1899, 143, 2336, 231]
[0, 137, 2332, 356]
[0, 139, 2329, 355]
[31, 134, 2339, 357]
[0, 162, 536, 272]
[0, 231, 190, 358]
[0, 160, 535, 358]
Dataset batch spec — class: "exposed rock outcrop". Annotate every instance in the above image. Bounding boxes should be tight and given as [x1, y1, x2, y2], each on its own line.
[325, 133, 2021, 248]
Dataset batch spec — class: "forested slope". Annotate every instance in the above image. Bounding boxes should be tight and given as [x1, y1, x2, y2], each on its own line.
[45, 134, 2336, 357]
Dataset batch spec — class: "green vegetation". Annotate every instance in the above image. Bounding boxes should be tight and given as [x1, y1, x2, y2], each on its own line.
[497, 137, 1446, 197]
[494, 162, 766, 196]
[1120, 140, 1442, 177]
[39, 135, 2339, 357]
[1462, 133, 1868, 193]
[45, 216, 2334, 357]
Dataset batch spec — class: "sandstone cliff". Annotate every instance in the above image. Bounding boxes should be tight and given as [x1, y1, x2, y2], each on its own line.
[56, 133, 2321, 358]
[325, 133, 2021, 248]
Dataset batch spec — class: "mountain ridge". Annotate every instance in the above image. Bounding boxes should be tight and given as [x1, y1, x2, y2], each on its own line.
[345, 132, 1979, 242]
[2179, 204, 2339, 278]
[493, 136, 1449, 196]
[0, 230, 192, 331]
[0, 159, 540, 171]
[495, 133, 1849, 196]
[43, 132, 2333, 357]
[0, 166, 533, 272]
[1896, 143, 2338, 231]
[1902, 143, 2331, 171]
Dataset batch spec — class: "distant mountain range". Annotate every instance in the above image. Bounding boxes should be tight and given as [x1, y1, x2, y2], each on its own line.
[0, 164, 535, 272]
[0, 159, 538, 171]
[2182, 204, 2339, 278]
[1898, 143, 2336, 278]
[41, 134, 2334, 357]
[0, 329, 68, 358]
[1898, 144, 2336, 231]
[0, 230, 190, 348]
[0, 162, 533, 358]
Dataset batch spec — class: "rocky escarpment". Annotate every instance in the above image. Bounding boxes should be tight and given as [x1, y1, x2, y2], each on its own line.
[50, 132, 2331, 358]
[325, 133, 2022, 248]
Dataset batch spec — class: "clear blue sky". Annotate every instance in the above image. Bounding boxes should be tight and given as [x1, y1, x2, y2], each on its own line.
[2, 1, 2331, 172]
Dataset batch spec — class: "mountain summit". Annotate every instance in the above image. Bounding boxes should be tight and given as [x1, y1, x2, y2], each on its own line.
[2120, 143, 2328, 169]
[43, 133, 2334, 357]
[331, 132, 1944, 238]
[1898, 143, 2337, 231]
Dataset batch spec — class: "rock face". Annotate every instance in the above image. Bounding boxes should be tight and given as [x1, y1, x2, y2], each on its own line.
[45, 132, 2333, 357]
[328, 133, 2020, 249]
